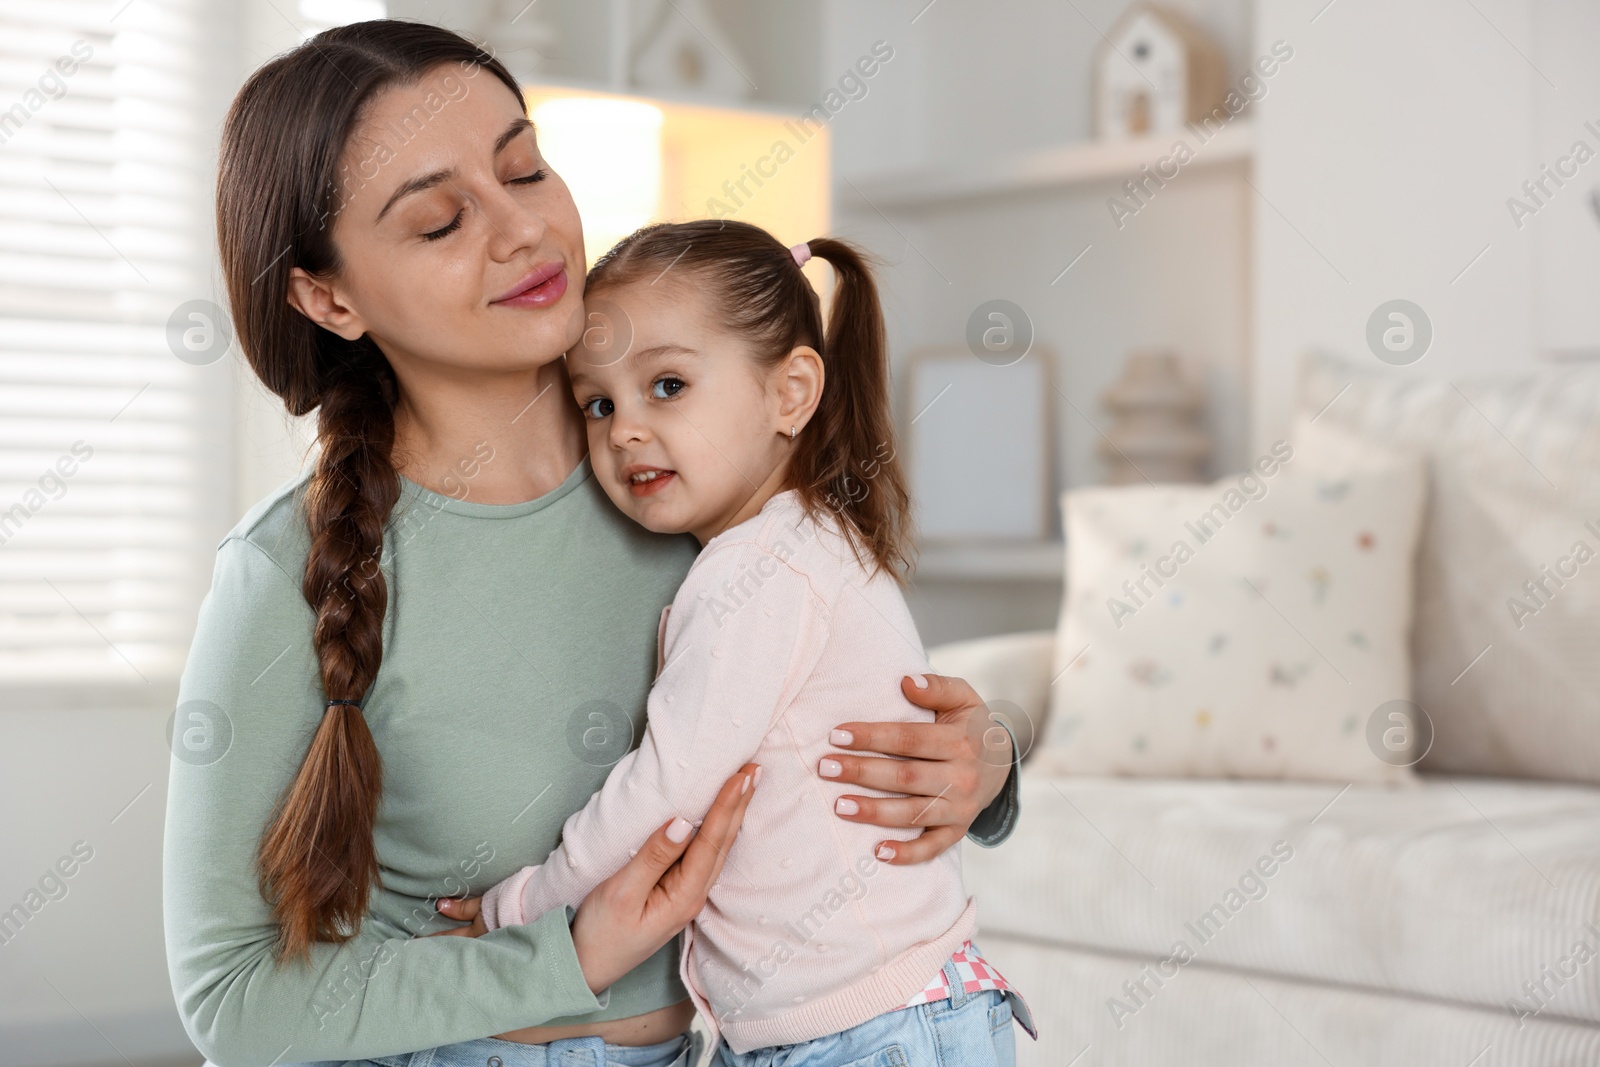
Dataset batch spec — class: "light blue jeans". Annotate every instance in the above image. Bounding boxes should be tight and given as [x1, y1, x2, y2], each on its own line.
[712, 952, 1024, 1067]
[287, 1028, 701, 1067]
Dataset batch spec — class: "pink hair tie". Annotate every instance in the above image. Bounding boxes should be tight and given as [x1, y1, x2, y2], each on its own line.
[789, 242, 812, 267]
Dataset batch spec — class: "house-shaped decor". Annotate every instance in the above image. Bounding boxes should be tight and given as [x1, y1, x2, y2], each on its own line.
[632, 0, 752, 101]
[1093, 4, 1225, 139]
[474, 0, 556, 83]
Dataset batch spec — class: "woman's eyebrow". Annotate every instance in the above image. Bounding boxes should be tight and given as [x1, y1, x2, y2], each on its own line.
[374, 117, 536, 223]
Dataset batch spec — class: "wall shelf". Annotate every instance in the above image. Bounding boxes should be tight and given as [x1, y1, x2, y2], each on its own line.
[838, 120, 1254, 208]
[911, 541, 1065, 582]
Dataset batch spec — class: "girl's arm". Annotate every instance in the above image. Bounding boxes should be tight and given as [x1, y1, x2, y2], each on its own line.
[477, 540, 826, 931]
[164, 536, 730, 1066]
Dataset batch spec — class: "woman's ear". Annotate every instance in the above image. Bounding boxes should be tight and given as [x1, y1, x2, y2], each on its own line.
[286, 266, 369, 341]
[774, 345, 824, 434]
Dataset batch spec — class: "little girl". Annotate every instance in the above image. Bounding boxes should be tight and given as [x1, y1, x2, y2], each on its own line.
[467, 219, 1035, 1064]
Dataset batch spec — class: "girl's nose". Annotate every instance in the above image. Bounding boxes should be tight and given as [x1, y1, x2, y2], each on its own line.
[609, 408, 649, 448]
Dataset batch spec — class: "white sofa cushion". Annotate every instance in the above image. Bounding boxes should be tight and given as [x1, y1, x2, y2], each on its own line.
[973, 930, 1600, 1067]
[927, 630, 1055, 763]
[1299, 351, 1600, 783]
[965, 768, 1600, 1025]
[1039, 425, 1425, 783]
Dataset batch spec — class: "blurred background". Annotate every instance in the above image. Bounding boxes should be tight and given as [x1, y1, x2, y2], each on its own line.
[4, 1, 1600, 1065]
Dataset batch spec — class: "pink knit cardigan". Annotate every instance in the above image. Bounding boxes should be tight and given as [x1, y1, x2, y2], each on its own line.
[479, 490, 975, 1053]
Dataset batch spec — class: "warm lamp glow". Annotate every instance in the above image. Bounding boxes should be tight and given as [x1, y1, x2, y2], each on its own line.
[525, 86, 829, 274]
[532, 97, 664, 266]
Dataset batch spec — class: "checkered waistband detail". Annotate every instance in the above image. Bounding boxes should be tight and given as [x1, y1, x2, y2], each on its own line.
[897, 939, 1011, 1008]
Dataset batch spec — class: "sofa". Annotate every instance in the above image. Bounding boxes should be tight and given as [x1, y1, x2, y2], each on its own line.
[938, 354, 1600, 1066]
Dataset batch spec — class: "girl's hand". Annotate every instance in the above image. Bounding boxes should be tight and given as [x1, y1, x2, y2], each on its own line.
[570, 762, 759, 995]
[429, 764, 761, 989]
[822, 673, 1013, 865]
[430, 894, 487, 937]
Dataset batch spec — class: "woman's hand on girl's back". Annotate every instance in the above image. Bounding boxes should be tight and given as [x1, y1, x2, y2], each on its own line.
[429, 763, 760, 995]
[822, 673, 1014, 864]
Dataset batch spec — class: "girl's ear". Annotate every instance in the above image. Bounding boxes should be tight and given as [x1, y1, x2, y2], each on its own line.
[774, 345, 824, 433]
[286, 266, 369, 341]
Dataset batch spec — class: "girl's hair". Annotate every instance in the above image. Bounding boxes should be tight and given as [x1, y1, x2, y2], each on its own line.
[215, 20, 525, 961]
[587, 219, 914, 579]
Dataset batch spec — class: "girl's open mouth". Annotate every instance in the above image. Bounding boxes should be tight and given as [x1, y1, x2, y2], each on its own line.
[626, 468, 676, 497]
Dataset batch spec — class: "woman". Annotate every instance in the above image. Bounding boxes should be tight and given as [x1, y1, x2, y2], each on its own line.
[164, 20, 1019, 1067]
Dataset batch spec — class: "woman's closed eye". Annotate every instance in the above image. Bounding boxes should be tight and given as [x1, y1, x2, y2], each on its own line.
[422, 211, 462, 242]
[419, 170, 548, 241]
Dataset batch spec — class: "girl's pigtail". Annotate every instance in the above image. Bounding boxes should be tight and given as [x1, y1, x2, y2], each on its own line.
[795, 238, 913, 580]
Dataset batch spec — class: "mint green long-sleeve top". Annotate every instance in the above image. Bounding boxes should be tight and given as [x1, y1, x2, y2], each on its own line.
[163, 457, 1020, 1066]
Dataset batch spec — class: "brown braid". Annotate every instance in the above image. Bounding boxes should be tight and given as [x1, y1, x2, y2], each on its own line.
[215, 20, 526, 960]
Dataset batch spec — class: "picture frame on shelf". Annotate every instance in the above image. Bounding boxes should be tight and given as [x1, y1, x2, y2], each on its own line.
[899, 345, 1055, 543]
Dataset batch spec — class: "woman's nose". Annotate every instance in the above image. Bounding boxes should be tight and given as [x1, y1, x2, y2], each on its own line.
[482, 182, 548, 263]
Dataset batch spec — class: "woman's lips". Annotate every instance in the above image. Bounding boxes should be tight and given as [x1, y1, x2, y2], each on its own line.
[491, 263, 567, 308]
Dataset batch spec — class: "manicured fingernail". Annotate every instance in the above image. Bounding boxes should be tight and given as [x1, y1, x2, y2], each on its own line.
[754, 766, 764, 786]
[910, 674, 929, 689]
[819, 758, 842, 778]
[835, 798, 859, 815]
[667, 816, 692, 843]
[876, 844, 895, 861]
[830, 729, 853, 746]
[741, 774, 751, 794]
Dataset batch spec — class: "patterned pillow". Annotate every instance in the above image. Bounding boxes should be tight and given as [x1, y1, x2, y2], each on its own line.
[1036, 423, 1425, 783]
[1299, 351, 1600, 783]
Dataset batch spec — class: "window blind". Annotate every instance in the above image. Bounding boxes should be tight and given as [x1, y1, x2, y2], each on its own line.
[0, 0, 230, 701]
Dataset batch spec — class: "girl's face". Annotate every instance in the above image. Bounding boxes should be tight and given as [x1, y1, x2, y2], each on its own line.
[290, 64, 587, 377]
[568, 279, 822, 543]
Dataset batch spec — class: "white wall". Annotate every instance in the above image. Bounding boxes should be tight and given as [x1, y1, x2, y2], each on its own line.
[1250, 0, 1584, 449]
[825, 0, 1255, 170]
[0, 710, 193, 1065]
[1528, 0, 1600, 358]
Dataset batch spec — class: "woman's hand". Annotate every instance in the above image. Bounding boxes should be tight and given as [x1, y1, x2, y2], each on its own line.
[430, 763, 760, 996]
[821, 673, 1013, 865]
[570, 762, 759, 994]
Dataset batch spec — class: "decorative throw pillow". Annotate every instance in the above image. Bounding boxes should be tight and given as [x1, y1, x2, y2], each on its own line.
[1299, 351, 1600, 783]
[1036, 423, 1425, 783]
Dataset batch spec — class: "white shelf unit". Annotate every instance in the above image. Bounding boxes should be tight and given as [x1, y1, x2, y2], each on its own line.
[838, 120, 1254, 209]
[851, 120, 1260, 639]
[911, 541, 1065, 582]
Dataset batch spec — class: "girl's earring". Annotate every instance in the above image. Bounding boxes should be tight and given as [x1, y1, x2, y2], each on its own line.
[789, 425, 798, 440]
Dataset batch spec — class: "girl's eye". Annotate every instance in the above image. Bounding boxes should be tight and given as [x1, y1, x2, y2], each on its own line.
[422, 211, 462, 242]
[509, 167, 548, 186]
[650, 377, 685, 400]
[581, 397, 614, 419]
